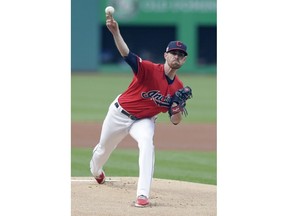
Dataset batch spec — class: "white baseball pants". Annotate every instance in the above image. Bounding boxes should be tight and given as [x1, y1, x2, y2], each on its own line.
[90, 97, 156, 198]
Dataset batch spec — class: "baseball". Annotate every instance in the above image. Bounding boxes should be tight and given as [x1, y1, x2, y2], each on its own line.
[105, 6, 115, 15]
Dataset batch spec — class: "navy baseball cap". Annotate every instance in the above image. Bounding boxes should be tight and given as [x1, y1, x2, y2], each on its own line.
[166, 41, 188, 56]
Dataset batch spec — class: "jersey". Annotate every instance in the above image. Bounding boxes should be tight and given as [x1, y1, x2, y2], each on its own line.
[118, 52, 184, 119]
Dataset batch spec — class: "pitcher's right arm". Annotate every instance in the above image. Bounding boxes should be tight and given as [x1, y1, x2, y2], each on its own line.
[106, 14, 129, 57]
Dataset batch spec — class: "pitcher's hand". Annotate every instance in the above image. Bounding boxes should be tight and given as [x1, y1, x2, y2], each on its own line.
[106, 14, 119, 35]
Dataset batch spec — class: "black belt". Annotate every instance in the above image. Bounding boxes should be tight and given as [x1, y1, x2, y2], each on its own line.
[114, 102, 139, 120]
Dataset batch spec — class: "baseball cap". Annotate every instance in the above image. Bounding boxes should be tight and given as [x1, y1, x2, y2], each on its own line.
[166, 41, 188, 56]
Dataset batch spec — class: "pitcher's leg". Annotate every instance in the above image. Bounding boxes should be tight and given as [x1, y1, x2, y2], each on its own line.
[90, 102, 130, 177]
[129, 118, 155, 198]
[90, 128, 127, 177]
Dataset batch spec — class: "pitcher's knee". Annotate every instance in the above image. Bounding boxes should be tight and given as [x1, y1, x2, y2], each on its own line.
[140, 133, 154, 143]
[138, 138, 154, 149]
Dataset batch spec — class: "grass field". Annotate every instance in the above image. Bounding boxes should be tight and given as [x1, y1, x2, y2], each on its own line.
[71, 73, 217, 185]
[71, 73, 216, 123]
[72, 148, 216, 185]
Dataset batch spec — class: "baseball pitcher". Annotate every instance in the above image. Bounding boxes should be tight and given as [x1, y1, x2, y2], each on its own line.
[90, 13, 193, 207]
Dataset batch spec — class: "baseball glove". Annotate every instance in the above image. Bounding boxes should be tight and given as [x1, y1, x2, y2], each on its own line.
[169, 86, 192, 117]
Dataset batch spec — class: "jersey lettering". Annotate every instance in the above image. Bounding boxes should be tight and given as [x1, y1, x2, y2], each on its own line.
[141, 90, 171, 107]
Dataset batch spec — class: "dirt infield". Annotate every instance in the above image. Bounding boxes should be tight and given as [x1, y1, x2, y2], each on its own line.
[72, 122, 216, 151]
[71, 177, 216, 216]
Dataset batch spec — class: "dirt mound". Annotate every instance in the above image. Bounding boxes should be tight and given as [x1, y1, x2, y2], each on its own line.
[71, 177, 216, 216]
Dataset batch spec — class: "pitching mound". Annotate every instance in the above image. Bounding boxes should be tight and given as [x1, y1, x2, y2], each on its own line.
[71, 177, 216, 216]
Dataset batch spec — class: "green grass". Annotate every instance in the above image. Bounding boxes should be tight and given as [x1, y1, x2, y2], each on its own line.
[72, 147, 216, 185]
[71, 73, 216, 123]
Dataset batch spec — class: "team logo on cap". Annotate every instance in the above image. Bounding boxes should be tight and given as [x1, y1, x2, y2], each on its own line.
[176, 41, 182, 47]
[166, 41, 187, 55]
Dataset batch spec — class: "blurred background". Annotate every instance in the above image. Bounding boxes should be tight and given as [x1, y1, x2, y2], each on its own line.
[71, 0, 216, 74]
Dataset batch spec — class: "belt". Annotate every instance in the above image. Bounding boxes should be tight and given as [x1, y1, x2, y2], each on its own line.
[114, 102, 139, 120]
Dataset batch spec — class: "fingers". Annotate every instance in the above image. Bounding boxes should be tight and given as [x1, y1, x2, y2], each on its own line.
[105, 14, 114, 21]
[106, 17, 118, 32]
[105, 13, 119, 34]
[106, 14, 114, 26]
[106, 20, 114, 29]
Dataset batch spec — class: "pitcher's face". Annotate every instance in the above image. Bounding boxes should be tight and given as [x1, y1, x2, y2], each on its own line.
[164, 51, 187, 69]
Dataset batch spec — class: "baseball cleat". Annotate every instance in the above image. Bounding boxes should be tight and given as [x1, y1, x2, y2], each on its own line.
[95, 171, 106, 184]
[135, 195, 149, 207]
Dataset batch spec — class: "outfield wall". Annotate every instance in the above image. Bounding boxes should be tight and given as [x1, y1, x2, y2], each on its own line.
[72, 0, 216, 74]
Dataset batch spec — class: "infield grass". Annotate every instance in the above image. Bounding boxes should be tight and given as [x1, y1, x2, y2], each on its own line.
[71, 147, 216, 185]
